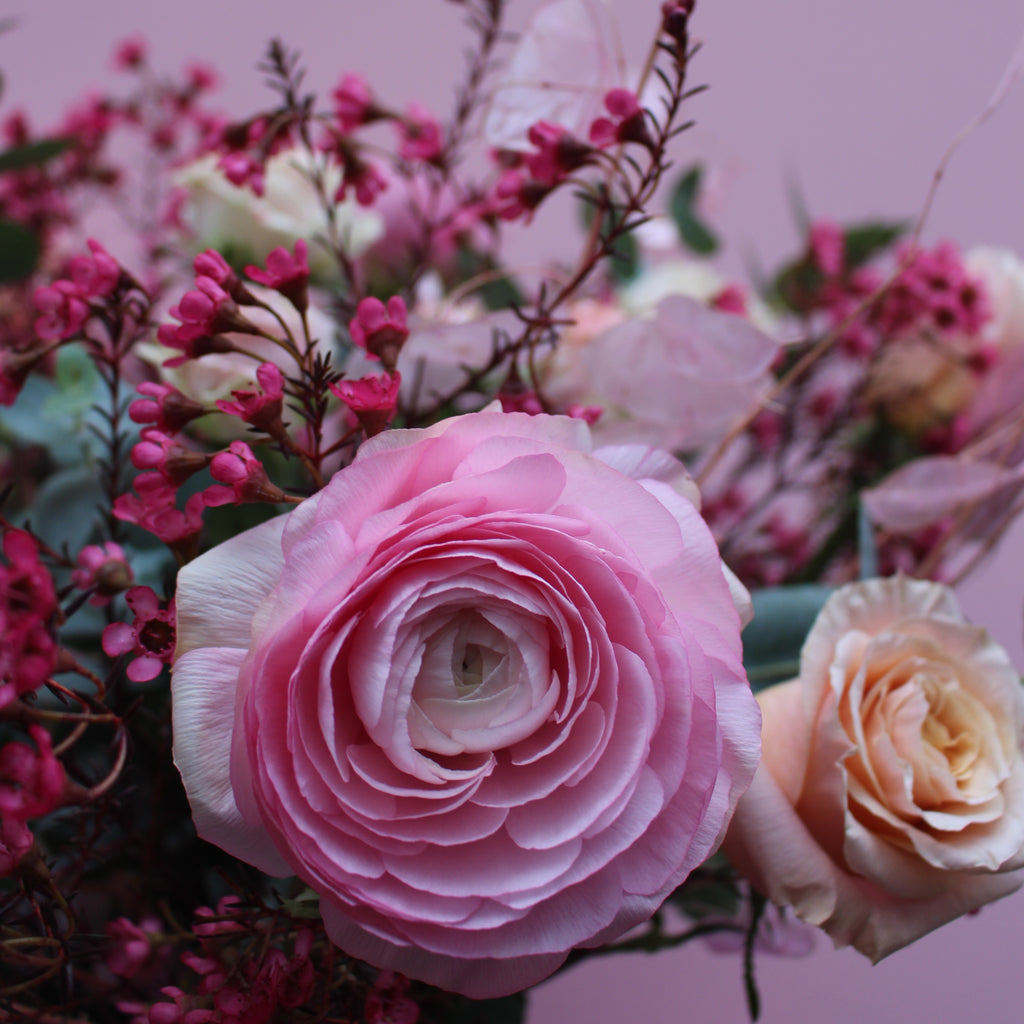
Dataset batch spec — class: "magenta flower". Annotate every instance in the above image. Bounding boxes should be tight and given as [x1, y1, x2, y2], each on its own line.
[0, 529, 58, 709]
[348, 295, 408, 368]
[34, 281, 89, 341]
[113, 477, 205, 550]
[244, 240, 309, 313]
[102, 586, 176, 683]
[216, 362, 286, 434]
[0, 725, 65, 822]
[330, 370, 400, 437]
[333, 72, 375, 133]
[204, 441, 287, 507]
[158, 276, 249, 364]
[72, 541, 134, 606]
[397, 103, 443, 163]
[526, 120, 593, 186]
[68, 238, 121, 298]
[128, 381, 207, 434]
[588, 88, 651, 149]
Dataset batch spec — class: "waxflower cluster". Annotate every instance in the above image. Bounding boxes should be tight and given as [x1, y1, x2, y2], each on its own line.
[3, 1, 1024, 1022]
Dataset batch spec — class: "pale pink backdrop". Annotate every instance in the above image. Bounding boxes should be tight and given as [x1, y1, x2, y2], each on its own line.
[5, 2, 1024, 1021]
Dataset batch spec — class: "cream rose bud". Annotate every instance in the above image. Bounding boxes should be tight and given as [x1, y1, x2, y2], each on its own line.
[723, 576, 1024, 961]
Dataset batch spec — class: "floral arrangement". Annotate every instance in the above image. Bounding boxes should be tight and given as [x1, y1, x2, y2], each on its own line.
[3, 1, 1024, 1021]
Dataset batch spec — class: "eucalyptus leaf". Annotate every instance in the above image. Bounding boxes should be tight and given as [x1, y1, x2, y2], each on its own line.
[0, 346, 111, 461]
[743, 584, 833, 691]
[28, 465, 105, 553]
[0, 217, 39, 282]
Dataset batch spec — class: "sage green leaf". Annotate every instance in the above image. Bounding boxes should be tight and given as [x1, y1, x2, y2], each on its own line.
[743, 584, 833, 691]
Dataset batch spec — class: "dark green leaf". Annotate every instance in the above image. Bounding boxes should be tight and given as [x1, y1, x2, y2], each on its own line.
[0, 217, 39, 281]
[428, 992, 527, 1024]
[676, 211, 719, 255]
[30, 466, 105, 552]
[843, 221, 908, 269]
[743, 584, 833, 691]
[0, 136, 73, 173]
[670, 164, 702, 216]
[453, 247, 523, 310]
[669, 164, 719, 255]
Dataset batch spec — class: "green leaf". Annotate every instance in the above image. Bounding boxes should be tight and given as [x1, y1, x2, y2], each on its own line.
[0, 218, 39, 282]
[669, 164, 719, 256]
[743, 584, 833, 691]
[425, 992, 527, 1024]
[676, 211, 718, 255]
[577, 197, 641, 282]
[842, 221, 908, 270]
[29, 466, 105, 552]
[0, 136, 73, 173]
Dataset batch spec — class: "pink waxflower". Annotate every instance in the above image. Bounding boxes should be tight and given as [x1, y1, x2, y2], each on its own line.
[216, 362, 287, 435]
[348, 295, 408, 369]
[68, 238, 121, 298]
[218, 150, 266, 195]
[34, 281, 89, 341]
[588, 88, 652, 149]
[105, 915, 166, 979]
[333, 72, 376, 133]
[158, 276, 250, 364]
[0, 529, 58, 709]
[193, 895, 244, 937]
[72, 542, 134, 606]
[330, 371, 400, 437]
[0, 817, 33, 877]
[131, 429, 210, 485]
[102, 586, 176, 683]
[397, 104, 443, 164]
[0, 725, 65, 822]
[526, 120, 594, 186]
[113, 477, 205, 553]
[172, 409, 759, 998]
[337, 159, 388, 207]
[193, 249, 257, 305]
[203, 442, 288, 507]
[129, 382, 207, 434]
[244, 241, 309, 313]
[113, 36, 147, 71]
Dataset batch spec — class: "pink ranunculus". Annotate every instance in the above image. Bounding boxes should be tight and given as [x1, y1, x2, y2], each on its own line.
[723, 576, 1024, 962]
[172, 409, 760, 998]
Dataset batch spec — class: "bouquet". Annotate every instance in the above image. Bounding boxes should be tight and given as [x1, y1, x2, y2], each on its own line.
[3, 2, 1024, 1020]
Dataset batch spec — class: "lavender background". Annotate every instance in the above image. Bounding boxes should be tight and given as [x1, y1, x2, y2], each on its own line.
[5, 1, 1024, 1020]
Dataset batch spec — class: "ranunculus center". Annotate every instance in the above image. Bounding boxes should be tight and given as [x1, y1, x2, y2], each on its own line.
[405, 606, 558, 756]
[454, 641, 500, 695]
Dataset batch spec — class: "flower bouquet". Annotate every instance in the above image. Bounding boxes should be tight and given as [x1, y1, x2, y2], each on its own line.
[3, 1, 1024, 1021]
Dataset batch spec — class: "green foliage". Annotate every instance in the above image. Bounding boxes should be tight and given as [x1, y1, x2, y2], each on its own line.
[842, 220, 908, 270]
[578, 194, 640, 283]
[742, 584, 833, 690]
[0, 136, 72, 173]
[669, 164, 719, 256]
[453, 246, 523, 310]
[0, 217, 39, 281]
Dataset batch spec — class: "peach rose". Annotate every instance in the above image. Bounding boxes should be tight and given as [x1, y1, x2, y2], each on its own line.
[724, 576, 1024, 960]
